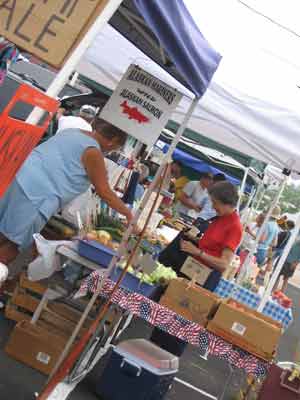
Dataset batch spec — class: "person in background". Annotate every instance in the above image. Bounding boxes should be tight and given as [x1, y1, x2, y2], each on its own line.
[161, 160, 183, 192]
[0, 119, 132, 265]
[277, 215, 288, 230]
[56, 105, 96, 133]
[273, 235, 300, 293]
[159, 161, 184, 212]
[168, 161, 189, 201]
[273, 220, 295, 263]
[255, 206, 280, 269]
[176, 173, 214, 219]
[152, 182, 242, 356]
[243, 213, 266, 251]
[194, 173, 227, 233]
[134, 164, 150, 204]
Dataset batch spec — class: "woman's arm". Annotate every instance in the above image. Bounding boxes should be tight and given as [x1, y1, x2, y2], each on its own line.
[82, 147, 133, 223]
[180, 240, 234, 273]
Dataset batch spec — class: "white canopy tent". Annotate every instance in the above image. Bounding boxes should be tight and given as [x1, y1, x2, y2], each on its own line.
[78, 24, 300, 174]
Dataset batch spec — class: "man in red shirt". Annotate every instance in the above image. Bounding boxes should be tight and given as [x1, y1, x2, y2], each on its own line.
[181, 181, 242, 291]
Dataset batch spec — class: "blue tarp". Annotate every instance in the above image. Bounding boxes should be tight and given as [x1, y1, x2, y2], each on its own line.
[158, 143, 252, 192]
[134, 0, 222, 97]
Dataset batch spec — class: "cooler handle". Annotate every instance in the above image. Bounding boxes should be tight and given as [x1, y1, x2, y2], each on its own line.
[120, 358, 142, 377]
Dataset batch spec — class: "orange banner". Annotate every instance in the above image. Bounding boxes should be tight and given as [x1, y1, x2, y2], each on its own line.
[0, 84, 59, 197]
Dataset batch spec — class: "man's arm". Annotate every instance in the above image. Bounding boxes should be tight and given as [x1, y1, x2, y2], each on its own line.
[179, 192, 201, 211]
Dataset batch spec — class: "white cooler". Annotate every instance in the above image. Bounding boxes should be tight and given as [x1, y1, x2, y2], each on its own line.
[95, 339, 178, 400]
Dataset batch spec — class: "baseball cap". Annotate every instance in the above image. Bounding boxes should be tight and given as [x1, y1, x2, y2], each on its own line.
[80, 105, 96, 116]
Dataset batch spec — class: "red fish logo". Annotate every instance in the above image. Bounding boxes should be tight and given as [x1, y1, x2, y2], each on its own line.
[120, 101, 149, 124]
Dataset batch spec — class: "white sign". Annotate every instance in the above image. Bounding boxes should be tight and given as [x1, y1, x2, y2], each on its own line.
[100, 65, 182, 147]
[180, 256, 211, 286]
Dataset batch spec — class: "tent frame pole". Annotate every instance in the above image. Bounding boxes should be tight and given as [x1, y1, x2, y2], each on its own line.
[258, 213, 300, 311]
[42, 96, 199, 400]
[26, 0, 124, 125]
[253, 183, 265, 212]
[237, 167, 249, 212]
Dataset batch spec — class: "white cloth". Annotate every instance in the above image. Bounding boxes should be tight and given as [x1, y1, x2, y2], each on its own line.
[57, 116, 92, 133]
[176, 181, 208, 217]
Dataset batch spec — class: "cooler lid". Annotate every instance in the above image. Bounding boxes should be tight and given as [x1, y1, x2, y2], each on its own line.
[116, 339, 179, 372]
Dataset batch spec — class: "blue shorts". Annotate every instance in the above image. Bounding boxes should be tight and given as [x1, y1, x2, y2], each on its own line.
[256, 248, 267, 267]
[0, 180, 47, 250]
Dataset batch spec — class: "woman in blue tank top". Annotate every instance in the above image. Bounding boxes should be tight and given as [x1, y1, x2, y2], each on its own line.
[0, 118, 132, 265]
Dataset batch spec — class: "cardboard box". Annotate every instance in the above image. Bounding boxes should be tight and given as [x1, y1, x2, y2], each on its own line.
[207, 300, 282, 361]
[5, 321, 69, 375]
[160, 278, 220, 326]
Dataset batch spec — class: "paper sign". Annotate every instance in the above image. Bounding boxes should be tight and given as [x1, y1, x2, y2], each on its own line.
[0, 0, 108, 67]
[180, 256, 211, 286]
[36, 351, 51, 365]
[100, 64, 182, 147]
[138, 253, 157, 275]
[231, 322, 246, 336]
[0, 84, 59, 197]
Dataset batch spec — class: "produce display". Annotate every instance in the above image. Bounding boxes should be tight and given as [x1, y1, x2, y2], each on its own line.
[85, 230, 119, 251]
[118, 261, 177, 287]
[272, 290, 293, 308]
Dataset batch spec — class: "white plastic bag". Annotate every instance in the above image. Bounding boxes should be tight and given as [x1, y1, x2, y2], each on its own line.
[27, 234, 71, 281]
[62, 187, 95, 226]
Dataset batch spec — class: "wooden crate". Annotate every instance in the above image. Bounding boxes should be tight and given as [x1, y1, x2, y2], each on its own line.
[19, 273, 47, 296]
[5, 272, 47, 323]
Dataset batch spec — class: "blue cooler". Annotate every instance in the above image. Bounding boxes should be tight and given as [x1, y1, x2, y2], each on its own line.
[95, 339, 178, 400]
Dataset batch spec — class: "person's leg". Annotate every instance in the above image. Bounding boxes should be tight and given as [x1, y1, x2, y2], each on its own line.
[0, 237, 19, 265]
[272, 277, 280, 292]
[281, 277, 289, 293]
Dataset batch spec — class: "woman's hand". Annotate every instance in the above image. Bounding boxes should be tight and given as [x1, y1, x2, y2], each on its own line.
[180, 240, 200, 256]
[124, 209, 134, 226]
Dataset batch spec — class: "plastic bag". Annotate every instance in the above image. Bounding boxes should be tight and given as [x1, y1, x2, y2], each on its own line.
[62, 187, 95, 226]
[27, 234, 71, 281]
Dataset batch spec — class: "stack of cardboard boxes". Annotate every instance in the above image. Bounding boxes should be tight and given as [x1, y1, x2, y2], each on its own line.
[160, 278, 282, 361]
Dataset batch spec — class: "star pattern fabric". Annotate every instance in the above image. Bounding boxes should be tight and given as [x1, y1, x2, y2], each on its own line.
[78, 272, 270, 378]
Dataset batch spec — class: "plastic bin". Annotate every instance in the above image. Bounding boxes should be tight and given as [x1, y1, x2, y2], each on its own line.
[95, 339, 178, 400]
[110, 266, 160, 298]
[78, 239, 116, 267]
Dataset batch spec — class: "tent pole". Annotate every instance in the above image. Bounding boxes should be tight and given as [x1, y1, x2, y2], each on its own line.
[26, 0, 124, 125]
[69, 71, 79, 87]
[236, 176, 287, 284]
[254, 185, 266, 212]
[258, 213, 300, 311]
[237, 167, 249, 212]
[40, 96, 199, 400]
[240, 186, 256, 226]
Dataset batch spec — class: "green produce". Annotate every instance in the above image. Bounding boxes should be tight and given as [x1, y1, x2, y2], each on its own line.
[118, 261, 177, 286]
